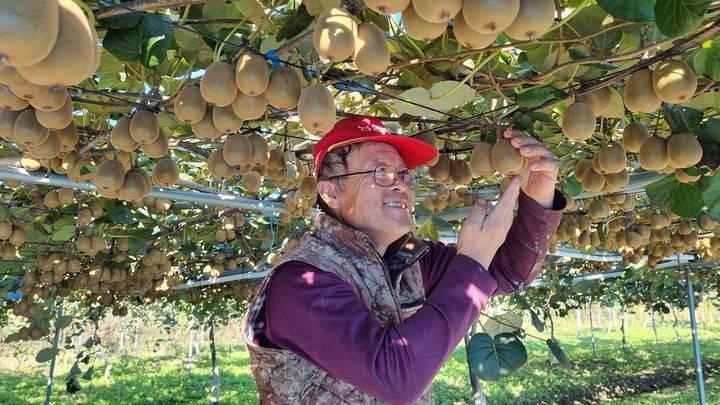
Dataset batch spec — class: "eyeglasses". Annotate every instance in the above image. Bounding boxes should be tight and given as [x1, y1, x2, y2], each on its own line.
[323, 165, 421, 189]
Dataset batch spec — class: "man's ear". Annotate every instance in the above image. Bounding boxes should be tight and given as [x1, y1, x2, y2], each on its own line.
[317, 180, 340, 209]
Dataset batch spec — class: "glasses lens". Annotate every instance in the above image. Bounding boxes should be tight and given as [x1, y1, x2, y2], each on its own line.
[374, 166, 395, 187]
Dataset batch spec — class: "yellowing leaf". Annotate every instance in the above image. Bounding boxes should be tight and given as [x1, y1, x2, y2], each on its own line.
[482, 312, 523, 338]
[394, 81, 476, 119]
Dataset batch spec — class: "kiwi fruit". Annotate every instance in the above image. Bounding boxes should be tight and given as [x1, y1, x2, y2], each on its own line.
[57, 187, 74, 204]
[313, 8, 357, 61]
[141, 130, 169, 158]
[119, 171, 149, 202]
[231, 91, 266, 120]
[129, 110, 160, 144]
[298, 84, 336, 133]
[577, 87, 612, 117]
[580, 167, 604, 192]
[700, 214, 718, 230]
[192, 105, 222, 140]
[666, 132, 702, 168]
[561, 102, 595, 140]
[235, 53, 270, 96]
[267, 148, 286, 171]
[597, 143, 626, 174]
[152, 159, 179, 187]
[624, 69, 662, 113]
[0, 108, 22, 140]
[449, 159, 472, 185]
[604, 169, 629, 189]
[27, 130, 62, 159]
[212, 105, 244, 134]
[452, 13, 497, 50]
[93, 160, 126, 192]
[428, 155, 451, 182]
[504, 0, 556, 40]
[35, 94, 73, 129]
[14, 109, 49, 146]
[266, 67, 301, 110]
[200, 61, 237, 107]
[208, 148, 235, 179]
[300, 176, 318, 197]
[621, 121, 648, 153]
[174, 86, 206, 124]
[469, 142, 494, 177]
[0, 0, 59, 67]
[365, 0, 411, 15]
[652, 59, 697, 104]
[491, 139, 524, 175]
[9, 81, 50, 101]
[0, 85, 29, 110]
[402, 4, 447, 41]
[574, 158, 593, 179]
[44, 191, 60, 208]
[29, 85, 68, 112]
[415, 131, 439, 165]
[109, 117, 139, 152]
[16, 0, 97, 86]
[462, 0, 519, 35]
[413, 0, 462, 23]
[0, 66, 29, 88]
[354, 22, 391, 75]
[242, 170, 263, 192]
[223, 134, 253, 166]
[638, 136, 668, 171]
[588, 198, 610, 220]
[248, 133, 270, 165]
[675, 168, 700, 184]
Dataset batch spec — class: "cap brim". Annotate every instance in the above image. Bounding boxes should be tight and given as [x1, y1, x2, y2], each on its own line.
[329, 135, 438, 170]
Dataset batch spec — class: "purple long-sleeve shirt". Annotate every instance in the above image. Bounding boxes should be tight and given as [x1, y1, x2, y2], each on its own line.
[263, 191, 565, 404]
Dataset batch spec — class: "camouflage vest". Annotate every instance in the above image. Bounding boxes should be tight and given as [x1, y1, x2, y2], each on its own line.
[242, 212, 435, 404]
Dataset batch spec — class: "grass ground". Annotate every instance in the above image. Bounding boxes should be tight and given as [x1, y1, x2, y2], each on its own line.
[1, 318, 718, 404]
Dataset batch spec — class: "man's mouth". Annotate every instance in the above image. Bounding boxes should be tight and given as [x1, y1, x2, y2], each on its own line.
[383, 201, 407, 209]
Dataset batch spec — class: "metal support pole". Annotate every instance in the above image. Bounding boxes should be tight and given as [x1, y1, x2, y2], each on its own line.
[684, 266, 706, 405]
[44, 306, 63, 405]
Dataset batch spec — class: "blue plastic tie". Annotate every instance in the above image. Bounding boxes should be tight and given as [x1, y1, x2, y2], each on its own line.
[266, 49, 281, 68]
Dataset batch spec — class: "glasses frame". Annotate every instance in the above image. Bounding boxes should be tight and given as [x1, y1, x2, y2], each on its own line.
[322, 165, 421, 189]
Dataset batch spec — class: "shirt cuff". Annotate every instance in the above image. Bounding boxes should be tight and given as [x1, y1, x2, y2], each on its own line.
[519, 189, 566, 218]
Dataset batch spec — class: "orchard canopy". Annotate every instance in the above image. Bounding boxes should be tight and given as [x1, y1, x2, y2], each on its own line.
[1, 0, 720, 342]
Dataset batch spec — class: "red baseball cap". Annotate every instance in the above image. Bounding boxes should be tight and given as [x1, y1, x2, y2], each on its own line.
[313, 116, 438, 178]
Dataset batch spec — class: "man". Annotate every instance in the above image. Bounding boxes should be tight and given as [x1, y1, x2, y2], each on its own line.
[242, 116, 565, 404]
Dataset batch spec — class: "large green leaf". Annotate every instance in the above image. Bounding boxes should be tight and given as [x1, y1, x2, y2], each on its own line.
[563, 174, 583, 197]
[693, 40, 720, 81]
[103, 14, 175, 69]
[51, 225, 76, 242]
[467, 332, 527, 381]
[516, 85, 560, 109]
[482, 313, 523, 338]
[277, 4, 314, 41]
[546, 338, 572, 370]
[662, 105, 703, 133]
[597, 0, 656, 22]
[36, 347, 59, 363]
[703, 172, 720, 220]
[655, 0, 711, 37]
[645, 175, 704, 218]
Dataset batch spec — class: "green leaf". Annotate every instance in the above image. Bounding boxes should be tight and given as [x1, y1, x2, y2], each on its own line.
[233, 0, 266, 25]
[663, 105, 703, 133]
[430, 215, 453, 232]
[97, 13, 143, 30]
[694, 40, 720, 81]
[277, 4, 313, 41]
[103, 14, 174, 68]
[36, 347, 59, 363]
[703, 172, 720, 220]
[482, 313, 523, 338]
[597, 0, 656, 22]
[105, 208, 139, 225]
[82, 366, 94, 381]
[655, 0, 711, 37]
[56, 315, 72, 330]
[563, 175, 584, 196]
[700, 118, 720, 142]
[645, 175, 704, 218]
[51, 225, 76, 242]
[529, 309, 545, 333]
[467, 332, 528, 381]
[4, 332, 19, 343]
[68, 362, 82, 380]
[546, 338, 572, 370]
[516, 85, 559, 108]
[103, 23, 143, 63]
[82, 337, 93, 349]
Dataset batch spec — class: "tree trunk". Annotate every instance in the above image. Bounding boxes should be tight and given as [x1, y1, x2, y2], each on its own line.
[651, 308, 659, 346]
[588, 305, 596, 356]
[463, 323, 486, 405]
[209, 316, 220, 405]
[672, 308, 682, 341]
[547, 314, 555, 366]
[621, 310, 628, 351]
[606, 307, 613, 333]
[96, 350, 112, 381]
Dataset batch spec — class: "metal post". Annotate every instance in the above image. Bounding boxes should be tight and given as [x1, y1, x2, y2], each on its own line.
[44, 306, 63, 405]
[684, 266, 706, 405]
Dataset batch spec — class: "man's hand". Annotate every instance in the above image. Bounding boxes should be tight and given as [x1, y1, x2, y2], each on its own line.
[504, 129, 559, 208]
[456, 175, 522, 269]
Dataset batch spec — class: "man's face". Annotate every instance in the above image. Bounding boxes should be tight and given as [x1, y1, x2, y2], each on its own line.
[332, 142, 415, 248]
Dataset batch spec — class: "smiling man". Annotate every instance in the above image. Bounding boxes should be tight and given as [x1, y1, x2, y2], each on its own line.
[242, 116, 565, 404]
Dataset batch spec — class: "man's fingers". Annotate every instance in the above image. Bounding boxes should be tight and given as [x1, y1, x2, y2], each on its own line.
[529, 158, 560, 174]
[494, 175, 522, 215]
[466, 199, 488, 222]
[518, 144, 554, 160]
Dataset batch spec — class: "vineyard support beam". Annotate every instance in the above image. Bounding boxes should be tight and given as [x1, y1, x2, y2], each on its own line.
[684, 265, 706, 405]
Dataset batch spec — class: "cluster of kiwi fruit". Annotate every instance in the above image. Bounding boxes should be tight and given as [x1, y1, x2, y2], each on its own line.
[76, 202, 104, 226]
[75, 233, 108, 257]
[365, 0, 555, 47]
[110, 111, 168, 158]
[422, 184, 477, 212]
[10, 294, 51, 341]
[637, 132, 703, 174]
[215, 211, 246, 243]
[0, 105, 79, 165]
[624, 59, 698, 113]
[209, 133, 270, 190]
[265, 148, 311, 190]
[311, 7, 390, 76]
[281, 185, 316, 223]
[0, 220, 26, 260]
[92, 158, 153, 203]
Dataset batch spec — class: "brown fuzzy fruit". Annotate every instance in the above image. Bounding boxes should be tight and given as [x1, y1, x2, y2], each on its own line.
[622, 121, 648, 153]
[0, 0, 59, 67]
[35, 94, 73, 129]
[110, 117, 139, 152]
[212, 105, 244, 134]
[469, 142, 494, 177]
[675, 168, 700, 184]
[119, 171, 150, 202]
[666, 132, 702, 169]
[200, 61, 237, 107]
[597, 143, 626, 174]
[152, 159, 179, 187]
[503, 0, 556, 40]
[231, 91, 266, 120]
[652, 59, 697, 104]
[580, 168, 605, 192]
[26, 130, 62, 159]
[129, 111, 160, 144]
[141, 130, 169, 158]
[242, 170, 263, 193]
[402, 4, 447, 41]
[29, 85, 68, 112]
[604, 169, 629, 189]
[298, 84, 335, 132]
[0, 108, 22, 140]
[413, 0, 462, 23]
[428, 155, 451, 182]
[462, 0, 519, 35]
[224, 134, 253, 167]
[588, 198, 610, 220]
[491, 139, 524, 175]
[354, 22, 391, 76]
[561, 102, 595, 141]
[638, 136, 668, 171]
[208, 148, 235, 179]
[248, 133, 270, 165]
[266, 67, 301, 110]
[449, 159, 472, 185]
[191, 105, 221, 140]
[452, 12, 497, 50]
[313, 8, 357, 61]
[578, 87, 612, 117]
[0, 85, 29, 110]
[14, 110, 49, 146]
[574, 158, 593, 180]
[415, 131, 439, 166]
[174, 86, 206, 124]
[235, 53, 270, 96]
[624, 69, 662, 113]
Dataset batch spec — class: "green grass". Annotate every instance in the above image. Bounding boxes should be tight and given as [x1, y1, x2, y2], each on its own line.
[1, 320, 718, 404]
